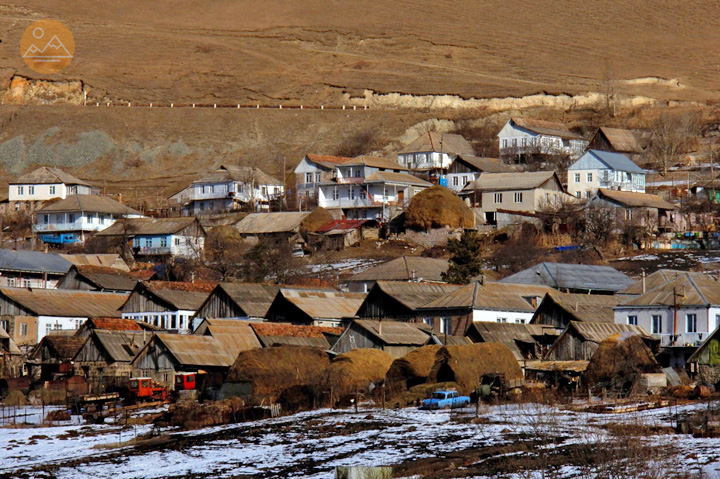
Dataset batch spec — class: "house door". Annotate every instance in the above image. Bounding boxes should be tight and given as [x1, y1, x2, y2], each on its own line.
[398, 190, 404, 204]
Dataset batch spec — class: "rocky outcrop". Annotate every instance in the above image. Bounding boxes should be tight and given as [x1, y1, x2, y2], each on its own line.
[1, 76, 85, 105]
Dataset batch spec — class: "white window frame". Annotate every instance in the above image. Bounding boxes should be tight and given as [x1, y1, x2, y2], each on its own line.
[627, 315, 638, 326]
[494, 193, 503, 204]
[574, 173, 581, 183]
[652, 315, 662, 334]
[514, 192, 523, 203]
[686, 314, 697, 333]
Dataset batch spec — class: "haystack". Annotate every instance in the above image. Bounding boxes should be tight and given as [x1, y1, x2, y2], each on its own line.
[584, 332, 660, 390]
[225, 345, 330, 403]
[300, 207, 335, 233]
[427, 343, 522, 394]
[327, 348, 394, 400]
[385, 345, 443, 396]
[404, 186, 474, 230]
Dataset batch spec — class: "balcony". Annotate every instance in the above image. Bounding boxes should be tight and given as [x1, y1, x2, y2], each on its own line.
[134, 246, 172, 255]
[333, 177, 365, 184]
[658, 332, 706, 347]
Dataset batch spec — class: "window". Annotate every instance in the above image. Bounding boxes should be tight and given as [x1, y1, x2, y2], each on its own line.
[332, 189, 339, 201]
[68, 213, 75, 223]
[512, 139, 517, 147]
[585, 191, 591, 199]
[133, 238, 140, 247]
[453, 176, 459, 186]
[521, 138, 527, 147]
[497, 317, 507, 323]
[8, 278, 15, 287]
[43, 214, 49, 225]
[652, 315, 662, 334]
[22, 279, 31, 288]
[74, 319, 82, 329]
[627, 315, 638, 326]
[28, 186, 34, 195]
[715, 314, 720, 331]
[20, 323, 27, 336]
[315, 172, 322, 182]
[160, 237, 168, 248]
[174, 237, 181, 246]
[515, 319, 526, 324]
[46, 324, 53, 336]
[17, 186, 23, 195]
[502, 139, 508, 148]
[625, 209, 632, 220]
[439, 318, 451, 334]
[586, 173, 593, 182]
[423, 318, 434, 328]
[360, 189, 367, 199]
[462, 175, 468, 185]
[494, 193, 503, 204]
[514, 192, 523, 203]
[576, 192, 581, 198]
[144, 238, 152, 247]
[49, 186, 56, 195]
[350, 187, 355, 200]
[305, 173, 313, 183]
[687, 314, 697, 333]
[574, 173, 581, 183]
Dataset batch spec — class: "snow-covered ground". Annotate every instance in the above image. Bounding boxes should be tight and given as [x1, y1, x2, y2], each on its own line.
[1, 402, 720, 479]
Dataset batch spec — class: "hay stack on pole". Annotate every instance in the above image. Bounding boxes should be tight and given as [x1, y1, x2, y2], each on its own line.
[225, 345, 330, 406]
[584, 332, 660, 393]
[427, 343, 522, 394]
[404, 185, 474, 230]
[385, 345, 443, 396]
[327, 348, 394, 405]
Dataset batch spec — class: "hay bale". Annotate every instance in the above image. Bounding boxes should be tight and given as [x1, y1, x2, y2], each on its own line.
[300, 207, 335, 233]
[225, 345, 330, 403]
[327, 348, 394, 400]
[427, 343, 523, 395]
[2, 390, 28, 406]
[584, 332, 660, 390]
[385, 345, 443, 396]
[404, 185, 474, 230]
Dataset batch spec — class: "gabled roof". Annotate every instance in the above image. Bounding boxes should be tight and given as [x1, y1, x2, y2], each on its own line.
[12, 167, 90, 186]
[132, 281, 216, 311]
[370, 281, 464, 310]
[452, 155, 513, 173]
[467, 322, 537, 360]
[234, 212, 311, 234]
[398, 132, 475, 156]
[620, 270, 701, 296]
[342, 156, 408, 171]
[96, 217, 200, 237]
[532, 292, 621, 323]
[37, 195, 142, 216]
[249, 322, 342, 348]
[499, 262, 635, 294]
[80, 330, 149, 363]
[571, 149, 644, 173]
[349, 319, 433, 345]
[595, 127, 646, 153]
[194, 165, 283, 186]
[593, 189, 677, 210]
[84, 317, 144, 332]
[508, 118, 582, 140]
[364, 171, 432, 186]
[618, 275, 720, 308]
[350, 256, 449, 283]
[0, 288, 127, 317]
[564, 321, 651, 343]
[689, 325, 720, 363]
[0, 249, 71, 274]
[62, 265, 139, 292]
[420, 281, 554, 312]
[139, 333, 235, 368]
[200, 283, 282, 318]
[32, 335, 86, 361]
[463, 171, 560, 192]
[304, 154, 354, 169]
[194, 318, 262, 357]
[316, 219, 378, 234]
[59, 254, 129, 271]
[277, 289, 365, 319]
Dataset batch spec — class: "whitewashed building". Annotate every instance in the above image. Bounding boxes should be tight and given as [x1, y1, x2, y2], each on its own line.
[497, 118, 587, 161]
[446, 155, 513, 192]
[567, 149, 646, 199]
[397, 132, 475, 184]
[293, 154, 353, 206]
[95, 217, 206, 259]
[9, 167, 95, 203]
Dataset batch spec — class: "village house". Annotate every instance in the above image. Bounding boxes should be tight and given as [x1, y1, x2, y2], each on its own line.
[530, 292, 623, 331]
[688, 326, 720, 385]
[460, 171, 571, 227]
[0, 328, 22, 377]
[293, 154, 352, 207]
[446, 155, 513, 192]
[396, 132, 475, 183]
[587, 127, 648, 157]
[169, 165, 284, 215]
[544, 321, 651, 362]
[58, 253, 131, 271]
[500, 262, 635, 295]
[497, 118, 587, 162]
[28, 333, 87, 381]
[0, 316, 37, 349]
[330, 319, 434, 358]
[248, 322, 343, 349]
[465, 322, 543, 361]
[95, 217, 206, 259]
[75, 317, 155, 338]
[587, 189, 678, 236]
[619, 270, 699, 296]
[193, 318, 263, 356]
[265, 289, 366, 327]
[234, 209, 331, 253]
[317, 156, 430, 220]
[9, 167, 96, 207]
[57, 265, 140, 293]
[356, 281, 464, 322]
[345, 256, 450, 293]
[567, 149, 646, 199]
[34, 195, 144, 245]
[120, 281, 216, 333]
[0, 288, 128, 342]
[308, 219, 380, 251]
[0, 248, 72, 289]
[192, 283, 282, 329]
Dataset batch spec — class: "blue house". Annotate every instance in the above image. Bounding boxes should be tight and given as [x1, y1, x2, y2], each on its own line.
[95, 217, 206, 259]
[567, 149, 645, 199]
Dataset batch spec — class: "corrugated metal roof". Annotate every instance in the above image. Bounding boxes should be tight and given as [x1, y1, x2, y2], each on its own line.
[579, 149, 644, 173]
[510, 118, 582, 140]
[140, 281, 216, 311]
[343, 156, 408, 171]
[421, 281, 554, 311]
[249, 322, 341, 348]
[90, 330, 149, 362]
[96, 217, 199, 237]
[435, 336, 473, 346]
[37, 195, 143, 215]
[453, 154, 514, 173]
[196, 318, 262, 357]
[316, 219, 378, 233]
[499, 262, 635, 293]
[595, 188, 676, 210]
[210, 283, 282, 318]
[235, 212, 311, 234]
[619, 274, 720, 308]
[280, 289, 365, 319]
[469, 322, 537, 360]
[463, 171, 559, 192]
[365, 171, 432, 186]
[305, 154, 353, 169]
[59, 254, 128, 270]
[568, 321, 650, 343]
[373, 281, 464, 310]
[12, 167, 90, 186]
[620, 270, 702, 296]
[153, 333, 236, 367]
[1, 288, 127, 317]
[351, 256, 449, 282]
[524, 360, 589, 372]
[71, 265, 139, 291]
[597, 127, 646, 154]
[351, 319, 432, 345]
[33, 335, 86, 361]
[539, 292, 621, 323]
[398, 132, 475, 155]
[86, 317, 143, 331]
[194, 165, 283, 186]
[0, 249, 71, 274]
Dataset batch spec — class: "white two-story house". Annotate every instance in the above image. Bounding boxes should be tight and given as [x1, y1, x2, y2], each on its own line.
[293, 154, 352, 207]
[397, 132, 475, 184]
[446, 155, 513, 192]
[317, 156, 431, 220]
[95, 217, 206, 259]
[497, 118, 587, 162]
[35, 195, 145, 245]
[170, 165, 284, 215]
[9, 167, 95, 203]
[567, 149, 645, 199]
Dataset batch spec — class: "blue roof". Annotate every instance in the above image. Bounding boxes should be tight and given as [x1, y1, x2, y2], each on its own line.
[499, 262, 635, 293]
[0, 249, 72, 274]
[569, 149, 644, 173]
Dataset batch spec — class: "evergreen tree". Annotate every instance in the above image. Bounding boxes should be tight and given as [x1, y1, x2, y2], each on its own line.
[443, 230, 483, 284]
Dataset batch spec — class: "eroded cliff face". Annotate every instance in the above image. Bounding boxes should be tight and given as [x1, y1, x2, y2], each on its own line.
[0, 74, 85, 105]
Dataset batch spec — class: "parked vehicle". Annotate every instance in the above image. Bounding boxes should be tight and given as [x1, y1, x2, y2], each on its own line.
[420, 390, 470, 410]
[127, 377, 167, 402]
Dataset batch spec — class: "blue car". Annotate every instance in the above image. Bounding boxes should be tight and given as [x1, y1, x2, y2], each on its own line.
[420, 390, 471, 410]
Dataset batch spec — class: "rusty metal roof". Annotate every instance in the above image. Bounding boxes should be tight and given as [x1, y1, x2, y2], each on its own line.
[86, 317, 143, 332]
[137, 281, 216, 311]
[279, 289, 365, 319]
[620, 269, 701, 295]
[151, 333, 236, 367]
[351, 256, 449, 283]
[567, 321, 650, 343]
[350, 319, 433, 346]
[214, 283, 283, 318]
[251, 321, 338, 348]
[59, 254, 129, 270]
[372, 281, 464, 310]
[421, 281, 554, 312]
[0, 288, 127, 317]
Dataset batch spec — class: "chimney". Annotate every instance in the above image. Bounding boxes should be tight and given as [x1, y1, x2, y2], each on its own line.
[642, 270, 646, 294]
[117, 193, 123, 204]
[479, 275, 485, 286]
[378, 319, 383, 336]
[411, 269, 416, 281]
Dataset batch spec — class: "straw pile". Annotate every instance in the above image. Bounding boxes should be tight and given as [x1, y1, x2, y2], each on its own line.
[584, 332, 660, 390]
[225, 345, 330, 403]
[300, 207, 335, 233]
[327, 348, 394, 400]
[427, 343, 523, 394]
[385, 345, 443, 396]
[404, 186, 474, 230]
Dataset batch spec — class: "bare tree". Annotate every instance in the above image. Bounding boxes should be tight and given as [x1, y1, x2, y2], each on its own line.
[203, 226, 248, 280]
[602, 58, 617, 117]
[648, 111, 702, 174]
[582, 203, 617, 245]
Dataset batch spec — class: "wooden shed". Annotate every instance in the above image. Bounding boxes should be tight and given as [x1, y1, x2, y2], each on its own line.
[545, 322, 652, 361]
[330, 319, 433, 358]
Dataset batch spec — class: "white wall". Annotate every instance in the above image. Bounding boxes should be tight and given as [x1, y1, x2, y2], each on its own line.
[472, 309, 534, 324]
[37, 316, 86, 342]
[122, 310, 195, 333]
[614, 305, 712, 346]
